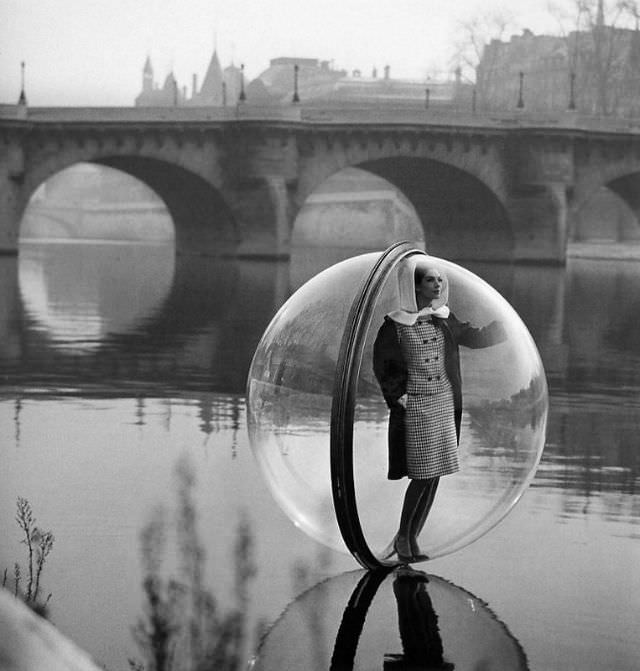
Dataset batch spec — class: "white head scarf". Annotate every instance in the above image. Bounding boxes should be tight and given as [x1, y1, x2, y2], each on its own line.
[387, 255, 450, 325]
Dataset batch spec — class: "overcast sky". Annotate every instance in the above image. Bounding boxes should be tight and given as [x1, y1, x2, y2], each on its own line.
[1, 0, 569, 106]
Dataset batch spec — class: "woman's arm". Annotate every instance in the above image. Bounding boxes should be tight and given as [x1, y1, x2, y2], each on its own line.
[447, 313, 507, 349]
[373, 319, 407, 407]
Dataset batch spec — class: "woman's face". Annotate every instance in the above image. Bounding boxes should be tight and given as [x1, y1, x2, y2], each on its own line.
[416, 267, 444, 305]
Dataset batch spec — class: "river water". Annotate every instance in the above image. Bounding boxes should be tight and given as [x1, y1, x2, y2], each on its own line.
[0, 238, 639, 671]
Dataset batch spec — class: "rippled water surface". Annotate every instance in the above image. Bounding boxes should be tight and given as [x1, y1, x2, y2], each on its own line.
[1, 241, 639, 671]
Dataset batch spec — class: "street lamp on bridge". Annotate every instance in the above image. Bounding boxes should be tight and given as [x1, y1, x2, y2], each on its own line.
[239, 63, 247, 102]
[292, 64, 300, 103]
[18, 61, 27, 106]
[568, 71, 576, 111]
[516, 71, 524, 109]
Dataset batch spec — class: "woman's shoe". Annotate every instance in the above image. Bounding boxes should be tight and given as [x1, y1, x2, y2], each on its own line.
[409, 536, 429, 562]
[394, 537, 416, 564]
[380, 534, 398, 560]
[393, 538, 429, 563]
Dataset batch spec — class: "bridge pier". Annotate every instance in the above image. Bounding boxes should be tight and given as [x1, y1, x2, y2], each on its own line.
[507, 182, 569, 263]
[229, 175, 293, 258]
[506, 138, 573, 264]
[0, 142, 26, 254]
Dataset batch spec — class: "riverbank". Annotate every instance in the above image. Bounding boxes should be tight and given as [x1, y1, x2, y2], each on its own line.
[568, 241, 640, 261]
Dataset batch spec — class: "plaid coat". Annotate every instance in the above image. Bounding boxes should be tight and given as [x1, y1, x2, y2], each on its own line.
[373, 313, 505, 479]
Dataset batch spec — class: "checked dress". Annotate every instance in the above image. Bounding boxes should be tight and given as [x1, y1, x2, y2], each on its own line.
[395, 318, 459, 479]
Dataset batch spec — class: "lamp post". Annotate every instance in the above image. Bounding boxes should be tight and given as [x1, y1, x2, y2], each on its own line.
[239, 63, 246, 102]
[292, 64, 300, 103]
[18, 61, 27, 105]
[516, 71, 524, 109]
[568, 71, 576, 110]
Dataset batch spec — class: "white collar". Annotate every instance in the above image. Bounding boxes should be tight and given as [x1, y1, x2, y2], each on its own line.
[387, 304, 450, 325]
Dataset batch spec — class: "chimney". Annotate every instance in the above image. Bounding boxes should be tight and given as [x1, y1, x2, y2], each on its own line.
[384, 64, 390, 80]
[192, 73, 198, 98]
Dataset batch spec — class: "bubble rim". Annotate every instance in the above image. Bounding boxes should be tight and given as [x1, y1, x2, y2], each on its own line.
[330, 240, 421, 569]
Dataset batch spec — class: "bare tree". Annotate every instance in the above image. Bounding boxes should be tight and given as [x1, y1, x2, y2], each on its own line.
[451, 10, 520, 84]
[550, 0, 640, 114]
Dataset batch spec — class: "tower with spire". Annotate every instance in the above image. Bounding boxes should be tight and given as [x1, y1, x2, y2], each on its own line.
[142, 56, 154, 93]
[135, 55, 184, 106]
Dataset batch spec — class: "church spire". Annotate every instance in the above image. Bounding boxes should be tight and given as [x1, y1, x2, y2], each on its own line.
[199, 47, 224, 104]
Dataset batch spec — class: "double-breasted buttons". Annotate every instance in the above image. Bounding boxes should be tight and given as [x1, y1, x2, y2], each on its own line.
[398, 320, 450, 395]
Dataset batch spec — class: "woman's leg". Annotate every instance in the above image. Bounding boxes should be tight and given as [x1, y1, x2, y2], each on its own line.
[396, 479, 430, 557]
[410, 477, 439, 554]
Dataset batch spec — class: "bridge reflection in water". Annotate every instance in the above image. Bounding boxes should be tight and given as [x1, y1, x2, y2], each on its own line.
[3, 239, 639, 500]
[10, 242, 288, 395]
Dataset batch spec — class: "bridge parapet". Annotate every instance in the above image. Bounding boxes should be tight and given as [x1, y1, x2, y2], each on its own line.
[3, 104, 640, 134]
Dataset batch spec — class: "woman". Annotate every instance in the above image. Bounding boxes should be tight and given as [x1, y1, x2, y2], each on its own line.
[373, 255, 505, 563]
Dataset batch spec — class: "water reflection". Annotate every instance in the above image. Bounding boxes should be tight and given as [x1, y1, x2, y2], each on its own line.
[19, 243, 175, 352]
[131, 455, 256, 671]
[252, 568, 528, 670]
[385, 569, 453, 671]
[1, 240, 640, 670]
[0, 244, 638, 501]
[539, 259, 640, 504]
[8, 242, 288, 394]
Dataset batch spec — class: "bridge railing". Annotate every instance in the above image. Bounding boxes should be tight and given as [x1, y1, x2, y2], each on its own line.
[2, 101, 640, 134]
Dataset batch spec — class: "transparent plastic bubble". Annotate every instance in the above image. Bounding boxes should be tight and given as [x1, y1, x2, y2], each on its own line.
[246, 246, 547, 565]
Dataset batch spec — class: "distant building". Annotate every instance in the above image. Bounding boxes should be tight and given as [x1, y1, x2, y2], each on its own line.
[476, 23, 640, 116]
[134, 50, 470, 109]
[135, 57, 185, 107]
[186, 50, 244, 106]
[135, 52, 240, 107]
[254, 57, 471, 108]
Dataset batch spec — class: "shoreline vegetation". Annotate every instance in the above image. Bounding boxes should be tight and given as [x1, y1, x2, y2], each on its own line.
[129, 455, 259, 671]
[2, 497, 55, 618]
[1, 458, 261, 671]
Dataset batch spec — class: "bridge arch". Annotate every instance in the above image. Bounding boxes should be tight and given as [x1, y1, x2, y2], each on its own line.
[293, 154, 513, 261]
[20, 162, 175, 241]
[572, 161, 640, 242]
[96, 156, 239, 254]
[20, 153, 239, 255]
[360, 156, 513, 260]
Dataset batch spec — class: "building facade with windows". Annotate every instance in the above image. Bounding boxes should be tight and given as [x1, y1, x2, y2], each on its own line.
[476, 25, 640, 117]
[134, 51, 472, 109]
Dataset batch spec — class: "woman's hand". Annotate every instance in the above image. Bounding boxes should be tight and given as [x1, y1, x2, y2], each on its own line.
[396, 393, 408, 409]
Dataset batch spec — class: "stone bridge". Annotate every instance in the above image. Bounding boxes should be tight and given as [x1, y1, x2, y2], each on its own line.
[2, 104, 640, 262]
